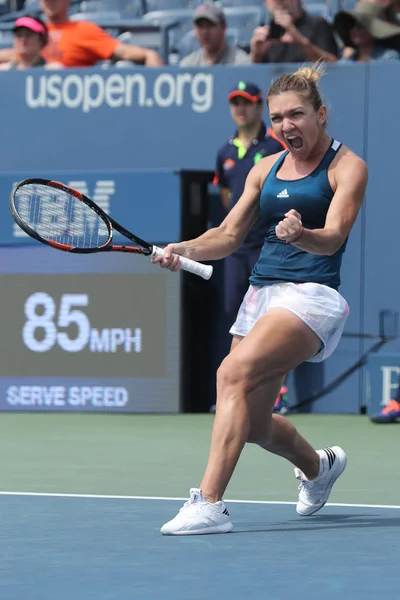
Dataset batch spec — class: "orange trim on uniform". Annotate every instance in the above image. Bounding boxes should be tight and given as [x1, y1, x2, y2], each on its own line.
[213, 172, 219, 185]
[267, 127, 287, 150]
[228, 90, 262, 103]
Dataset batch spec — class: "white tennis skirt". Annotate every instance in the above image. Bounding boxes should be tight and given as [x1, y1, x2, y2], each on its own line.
[229, 282, 349, 363]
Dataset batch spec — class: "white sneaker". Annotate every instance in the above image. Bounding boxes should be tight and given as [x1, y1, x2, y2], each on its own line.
[295, 446, 347, 516]
[160, 488, 233, 536]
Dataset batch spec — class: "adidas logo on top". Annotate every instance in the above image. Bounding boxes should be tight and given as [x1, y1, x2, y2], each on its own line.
[277, 189, 289, 198]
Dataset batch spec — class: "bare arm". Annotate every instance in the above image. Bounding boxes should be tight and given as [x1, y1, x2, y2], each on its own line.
[219, 187, 231, 213]
[154, 159, 275, 269]
[250, 26, 277, 63]
[277, 154, 368, 255]
[0, 48, 16, 63]
[265, 10, 338, 63]
[287, 26, 338, 63]
[111, 43, 163, 66]
[180, 165, 263, 261]
[44, 61, 64, 70]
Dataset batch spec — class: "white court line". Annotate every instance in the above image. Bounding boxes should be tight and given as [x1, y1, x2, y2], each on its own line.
[0, 491, 399, 510]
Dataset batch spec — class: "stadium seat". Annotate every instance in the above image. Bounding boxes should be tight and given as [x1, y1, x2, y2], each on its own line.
[142, 8, 193, 51]
[0, 29, 12, 46]
[217, 0, 264, 6]
[21, 0, 41, 12]
[306, 2, 334, 21]
[144, 0, 199, 11]
[335, 0, 357, 10]
[70, 10, 121, 20]
[223, 6, 264, 48]
[79, 0, 143, 17]
[116, 28, 162, 51]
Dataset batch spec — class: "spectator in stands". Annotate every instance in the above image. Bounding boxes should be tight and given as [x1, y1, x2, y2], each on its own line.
[250, 0, 338, 63]
[180, 3, 251, 66]
[357, 0, 400, 24]
[0, 0, 163, 68]
[334, 1, 400, 60]
[0, 16, 62, 70]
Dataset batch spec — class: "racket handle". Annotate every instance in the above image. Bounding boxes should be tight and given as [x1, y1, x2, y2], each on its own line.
[151, 246, 213, 280]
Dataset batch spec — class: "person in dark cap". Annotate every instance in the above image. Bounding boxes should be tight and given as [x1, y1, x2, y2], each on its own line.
[180, 3, 251, 65]
[334, 1, 400, 60]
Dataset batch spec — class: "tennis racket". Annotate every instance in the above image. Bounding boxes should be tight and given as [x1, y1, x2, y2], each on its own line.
[9, 178, 213, 280]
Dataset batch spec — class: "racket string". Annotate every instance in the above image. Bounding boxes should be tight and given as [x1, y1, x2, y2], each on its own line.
[15, 184, 110, 249]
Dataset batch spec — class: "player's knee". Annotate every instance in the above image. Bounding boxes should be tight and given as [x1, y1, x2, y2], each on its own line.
[218, 353, 284, 397]
[216, 355, 251, 396]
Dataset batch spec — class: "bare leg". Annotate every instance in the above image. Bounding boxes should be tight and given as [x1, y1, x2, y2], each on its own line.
[200, 308, 322, 502]
[247, 386, 320, 479]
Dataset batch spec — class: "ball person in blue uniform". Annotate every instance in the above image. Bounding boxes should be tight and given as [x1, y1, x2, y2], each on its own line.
[214, 81, 285, 319]
[155, 64, 368, 535]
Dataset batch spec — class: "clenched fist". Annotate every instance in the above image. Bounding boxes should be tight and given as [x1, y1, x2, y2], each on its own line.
[275, 209, 304, 243]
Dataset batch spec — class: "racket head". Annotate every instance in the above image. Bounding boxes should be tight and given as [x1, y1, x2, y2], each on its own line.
[9, 178, 112, 253]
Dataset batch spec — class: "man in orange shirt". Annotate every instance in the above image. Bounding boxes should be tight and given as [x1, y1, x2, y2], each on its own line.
[0, 0, 163, 67]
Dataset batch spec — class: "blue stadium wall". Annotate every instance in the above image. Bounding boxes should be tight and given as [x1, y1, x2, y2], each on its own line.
[0, 62, 398, 415]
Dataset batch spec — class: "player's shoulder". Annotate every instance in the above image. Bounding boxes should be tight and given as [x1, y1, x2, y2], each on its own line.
[250, 150, 286, 185]
[335, 144, 368, 176]
[257, 149, 286, 168]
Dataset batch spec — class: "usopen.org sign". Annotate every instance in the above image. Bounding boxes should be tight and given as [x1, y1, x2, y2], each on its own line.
[12, 180, 116, 239]
[24, 72, 214, 114]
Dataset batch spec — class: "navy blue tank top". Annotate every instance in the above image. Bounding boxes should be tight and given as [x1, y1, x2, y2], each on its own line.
[249, 139, 346, 290]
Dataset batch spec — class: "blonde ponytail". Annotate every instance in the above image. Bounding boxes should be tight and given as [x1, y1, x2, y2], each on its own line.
[294, 61, 326, 84]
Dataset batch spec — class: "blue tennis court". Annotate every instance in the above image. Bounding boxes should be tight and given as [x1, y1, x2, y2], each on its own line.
[0, 413, 398, 600]
[1, 493, 399, 600]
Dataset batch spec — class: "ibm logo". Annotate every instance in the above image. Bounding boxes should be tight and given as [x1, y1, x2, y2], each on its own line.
[12, 180, 116, 238]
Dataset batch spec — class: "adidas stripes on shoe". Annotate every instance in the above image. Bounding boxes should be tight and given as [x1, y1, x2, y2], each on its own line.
[295, 446, 347, 516]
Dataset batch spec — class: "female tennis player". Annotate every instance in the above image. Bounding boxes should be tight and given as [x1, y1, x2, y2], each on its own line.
[154, 63, 368, 535]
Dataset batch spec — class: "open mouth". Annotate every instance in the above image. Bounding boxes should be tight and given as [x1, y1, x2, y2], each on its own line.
[286, 135, 304, 151]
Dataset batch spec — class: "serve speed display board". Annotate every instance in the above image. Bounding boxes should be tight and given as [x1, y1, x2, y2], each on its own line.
[0, 246, 180, 413]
